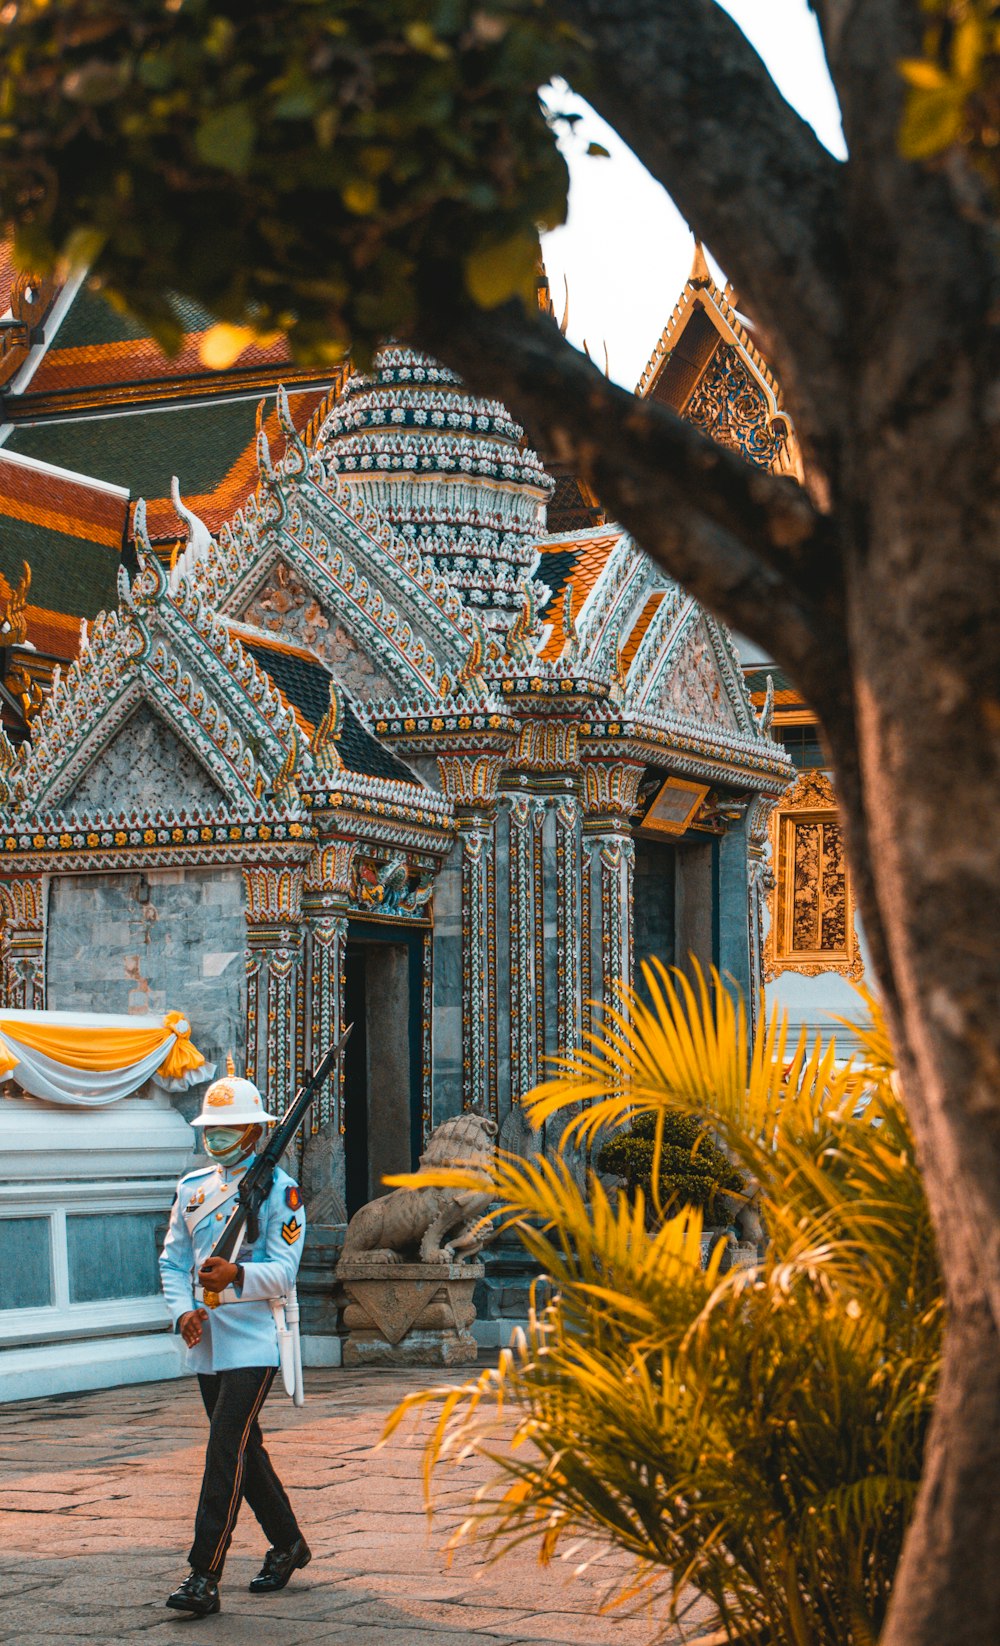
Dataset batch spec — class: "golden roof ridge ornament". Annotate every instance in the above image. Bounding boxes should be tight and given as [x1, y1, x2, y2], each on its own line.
[0, 561, 31, 647]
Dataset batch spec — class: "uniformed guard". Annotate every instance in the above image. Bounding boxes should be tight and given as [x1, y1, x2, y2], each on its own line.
[159, 1063, 311, 1617]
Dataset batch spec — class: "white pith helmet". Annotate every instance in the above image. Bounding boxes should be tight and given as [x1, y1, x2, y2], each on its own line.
[191, 1056, 275, 1128]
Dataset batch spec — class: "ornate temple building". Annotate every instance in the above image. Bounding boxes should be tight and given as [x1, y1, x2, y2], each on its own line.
[633, 249, 868, 1041]
[0, 246, 863, 1398]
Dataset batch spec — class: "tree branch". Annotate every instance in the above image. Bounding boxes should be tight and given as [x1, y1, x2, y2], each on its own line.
[414, 294, 847, 701]
[554, 0, 851, 459]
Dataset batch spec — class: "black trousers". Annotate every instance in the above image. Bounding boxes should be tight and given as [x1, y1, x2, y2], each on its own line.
[188, 1366, 300, 1578]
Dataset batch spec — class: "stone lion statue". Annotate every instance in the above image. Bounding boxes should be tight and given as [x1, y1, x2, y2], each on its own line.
[340, 1110, 498, 1265]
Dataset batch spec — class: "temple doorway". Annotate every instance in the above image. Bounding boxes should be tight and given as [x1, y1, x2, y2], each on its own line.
[342, 924, 425, 1218]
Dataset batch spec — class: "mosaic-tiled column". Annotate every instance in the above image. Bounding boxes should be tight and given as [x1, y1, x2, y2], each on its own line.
[438, 753, 505, 1117]
[554, 795, 582, 1060]
[746, 796, 777, 1041]
[303, 840, 356, 1134]
[508, 793, 547, 1102]
[242, 865, 305, 1107]
[0, 877, 45, 1010]
[581, 761, 644, 1025]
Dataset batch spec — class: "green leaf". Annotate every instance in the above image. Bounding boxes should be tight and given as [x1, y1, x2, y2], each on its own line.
[899, 85, 966, 159]
[464, 230, 539, 310]
[194, 103, 256, 176]
[342, 177, 379, 215]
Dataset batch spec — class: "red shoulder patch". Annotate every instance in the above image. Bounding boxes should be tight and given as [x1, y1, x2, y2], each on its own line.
[285, 1184, 302, 1211]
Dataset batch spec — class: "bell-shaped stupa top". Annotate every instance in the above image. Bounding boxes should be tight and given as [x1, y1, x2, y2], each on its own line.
[318, 345, 552, 626]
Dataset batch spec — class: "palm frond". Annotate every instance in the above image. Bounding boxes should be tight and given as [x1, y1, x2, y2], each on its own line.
[385, 962, 942, 1646]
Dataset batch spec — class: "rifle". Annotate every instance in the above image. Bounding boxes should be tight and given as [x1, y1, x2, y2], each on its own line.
[201, 1023, 352, 1307]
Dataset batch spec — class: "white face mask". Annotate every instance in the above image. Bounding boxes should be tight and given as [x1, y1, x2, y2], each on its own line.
[204, 1127, 253, 1165]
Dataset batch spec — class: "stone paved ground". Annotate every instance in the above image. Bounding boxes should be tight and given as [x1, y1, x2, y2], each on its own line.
[0, 1364, 716, 1646]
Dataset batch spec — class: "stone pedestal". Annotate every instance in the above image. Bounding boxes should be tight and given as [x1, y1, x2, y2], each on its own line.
[336, 1259, 484, 1367]
[297, 1223, 346, 1367]
[472, 1229, 548, 1346]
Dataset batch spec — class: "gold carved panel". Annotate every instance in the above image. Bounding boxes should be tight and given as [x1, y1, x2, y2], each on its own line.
[763, 770, 863, 981]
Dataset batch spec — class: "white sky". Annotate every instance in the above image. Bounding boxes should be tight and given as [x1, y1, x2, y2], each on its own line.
[540, 0, 846, 389]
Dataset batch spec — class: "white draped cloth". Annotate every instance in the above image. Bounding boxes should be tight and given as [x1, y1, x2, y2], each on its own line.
[0, 1009, 211, 1107]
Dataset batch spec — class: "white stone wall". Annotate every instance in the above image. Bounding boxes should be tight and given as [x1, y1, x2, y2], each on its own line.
[46, 867, 246, 1111]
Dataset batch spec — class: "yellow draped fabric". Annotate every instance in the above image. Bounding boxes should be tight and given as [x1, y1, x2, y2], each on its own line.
[0, 1009, 207, 1111]
[1, 1018, 167, 1070]
[0, 1008, 204, 1076]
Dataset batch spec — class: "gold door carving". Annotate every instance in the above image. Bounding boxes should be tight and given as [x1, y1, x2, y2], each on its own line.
[763, 770, 863, 981]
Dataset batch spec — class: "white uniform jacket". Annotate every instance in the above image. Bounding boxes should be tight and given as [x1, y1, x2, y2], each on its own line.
[159, 1161, 306, 1374]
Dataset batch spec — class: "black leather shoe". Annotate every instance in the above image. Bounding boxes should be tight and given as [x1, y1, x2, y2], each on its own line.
[248, 1535, 312, 1594]
[165, 1570, 220, 1615]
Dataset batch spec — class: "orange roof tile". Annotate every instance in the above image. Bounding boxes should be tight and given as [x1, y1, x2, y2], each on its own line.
[620, 592, 665, 668]
[538, 531, 621, 660]
[29, 330, 295, 396]
[0, 456, 127, 549]
[22, 602, 83, 659]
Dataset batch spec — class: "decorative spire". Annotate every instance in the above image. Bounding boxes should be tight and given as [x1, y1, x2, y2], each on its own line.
[319, 344, 552, 629]
[311, 680, 344, 772]
[757, 672, 775, 738]
[689, 240, 712, 288]
[226, 1052, 236, 1077]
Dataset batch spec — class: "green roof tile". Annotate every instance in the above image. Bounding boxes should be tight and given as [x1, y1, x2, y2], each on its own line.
[6, 396, 259, 498]
[0, 519, 119, 618]
[53, 286, 216, 350]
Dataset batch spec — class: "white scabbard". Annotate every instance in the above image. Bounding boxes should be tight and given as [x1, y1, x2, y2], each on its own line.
[271, 1296, 296, 1399]
[286, 1286, 304, 1407]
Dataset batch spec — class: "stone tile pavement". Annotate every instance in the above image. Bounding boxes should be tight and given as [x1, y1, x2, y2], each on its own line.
[0, 1363, 718, 1646]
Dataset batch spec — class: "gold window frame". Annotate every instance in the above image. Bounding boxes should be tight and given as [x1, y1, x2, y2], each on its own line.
[636, 776, 709, 838]
[763, 770, 864, 981]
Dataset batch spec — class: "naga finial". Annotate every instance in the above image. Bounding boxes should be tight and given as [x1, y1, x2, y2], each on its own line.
[561, 583, 580, 660]
[504, 581, 540, 665]
[170, 476, 214, 562]
[0, 722, 17, 805]
[757, 672, 775, 738]
[689, 239, 712, 288]
[311, 679, 344, 773]
[455, 614, 487, 690]
[273, 726, 300, 801]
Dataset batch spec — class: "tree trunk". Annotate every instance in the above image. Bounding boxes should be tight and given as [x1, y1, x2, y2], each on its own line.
[881, 1302, 1000, 1646]
[824, 334, 1000, 1640]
